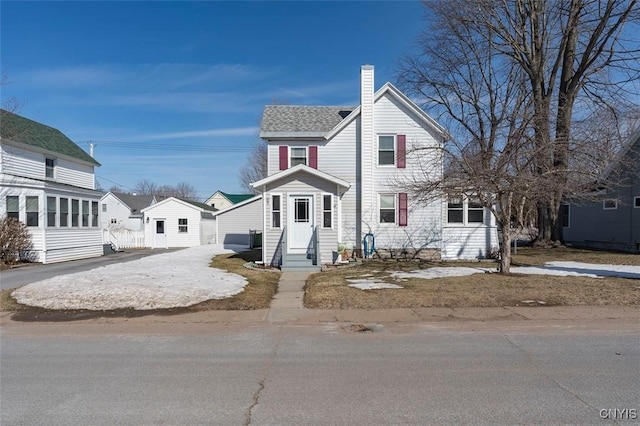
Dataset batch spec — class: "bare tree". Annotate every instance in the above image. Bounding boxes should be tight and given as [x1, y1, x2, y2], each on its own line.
[172, 182, 198, 200]
[398, 5, 537, 273]
[239, 139, 268, 193]
[400, 0, 640, 253]
[1, 69, 20, 114]
[133, 179, 158, 196]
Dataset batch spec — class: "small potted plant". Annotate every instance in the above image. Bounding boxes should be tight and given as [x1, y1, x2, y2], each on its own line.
[337, 242, 347, 262]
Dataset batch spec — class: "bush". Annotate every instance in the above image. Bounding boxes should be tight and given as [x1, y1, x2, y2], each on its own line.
[0, 217, 32, 265]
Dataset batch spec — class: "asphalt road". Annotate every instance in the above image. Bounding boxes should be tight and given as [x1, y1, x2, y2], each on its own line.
[0, 248, 182, 290]
[1, 322, 638, 425]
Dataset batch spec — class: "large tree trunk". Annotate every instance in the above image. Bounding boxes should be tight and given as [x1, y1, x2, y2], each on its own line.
[498, 222, 513, 273]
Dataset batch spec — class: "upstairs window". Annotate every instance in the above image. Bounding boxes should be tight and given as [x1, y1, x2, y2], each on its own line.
[378, 136, 395, 165]
[6, 196, 19, 221]
[290, 147, 307, 167]
[26, 196, 39, 227]
[102, 203, 107, 212]
[603, 199, 617, 210]
[47, 196, 57, 227]
[45, 157, 55, 179]
[178, 218, 188, 233]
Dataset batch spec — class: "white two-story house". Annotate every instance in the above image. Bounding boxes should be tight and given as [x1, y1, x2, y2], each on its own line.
[0, 109, 104, 263]
[252, 66, 498, 270]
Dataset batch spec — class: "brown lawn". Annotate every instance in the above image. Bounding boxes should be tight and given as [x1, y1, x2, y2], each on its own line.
[305, 247, 640, 309]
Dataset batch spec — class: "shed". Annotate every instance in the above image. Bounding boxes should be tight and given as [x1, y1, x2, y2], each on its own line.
[141, 197, 217, 248]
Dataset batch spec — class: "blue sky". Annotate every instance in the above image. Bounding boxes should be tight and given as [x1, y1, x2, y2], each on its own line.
[1, 1, 425, 200]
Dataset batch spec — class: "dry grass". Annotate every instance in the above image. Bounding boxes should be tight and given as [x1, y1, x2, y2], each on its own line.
[0, 249, 280, 320]
[305, 247, 640, 309]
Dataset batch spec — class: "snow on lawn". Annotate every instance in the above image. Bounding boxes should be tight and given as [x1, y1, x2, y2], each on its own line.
[11, 245, 250, 311]
[343, 261, 640, 291]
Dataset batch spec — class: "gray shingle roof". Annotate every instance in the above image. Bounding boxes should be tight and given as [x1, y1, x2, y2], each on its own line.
[260, 105, 355, 134]
[112, 192, 156, 214]
[0, 109, 101, 166]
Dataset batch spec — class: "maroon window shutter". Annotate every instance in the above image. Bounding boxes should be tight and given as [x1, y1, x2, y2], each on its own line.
[398, 193, 408, 226]
[397, 135, 406, 169]
[309, 146, 318, 169]
[279, 146, 288, 170]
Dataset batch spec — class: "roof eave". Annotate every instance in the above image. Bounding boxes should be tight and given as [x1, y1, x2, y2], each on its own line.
[260, 131, 327, 140]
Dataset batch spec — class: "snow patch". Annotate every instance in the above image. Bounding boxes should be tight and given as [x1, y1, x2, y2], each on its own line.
[347, 279, 403, 290]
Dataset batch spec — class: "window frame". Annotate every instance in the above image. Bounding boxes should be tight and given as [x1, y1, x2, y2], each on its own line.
[25, 196, 39, 227]
[271, 194, 282, 229]
[6, 196, 19, 221]
[634, 196, 640, 209]
[47, 196, 57, 227]
[71, 199, 80, 227]
[59, 198, 69, 227]
[561, 204, 570, 228]
[377, 135, 396, 166]
[92, 201, 99, 227]
[467, 197, 484, 224]
[603, 199, 618, 210]
[289, 147, 307, 167]
[447, 194, 488, 226]
[102, 203, 107, 213]
[447, 195, 464, 224]
[379, 193, 396, 224]
[322, 194, 333, 229]
[45, 157, 56, 179]
[82, 200, 90, 227]
[178, 218, 188, 233]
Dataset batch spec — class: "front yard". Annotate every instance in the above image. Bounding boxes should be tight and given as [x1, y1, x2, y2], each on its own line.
[304, 247, 640, 309]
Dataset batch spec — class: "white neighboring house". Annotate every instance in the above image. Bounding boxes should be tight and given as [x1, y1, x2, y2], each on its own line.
[204, 190, 255, 210]
[141, 197, 217, 248]
[213, 195, 263, 246]
[100, 191, 156, 231]
[252, 65, 498, 270]
[0, 109, 103, 263]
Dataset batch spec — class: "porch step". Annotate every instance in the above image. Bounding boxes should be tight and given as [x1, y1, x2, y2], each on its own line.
[282, 253, 320, 272]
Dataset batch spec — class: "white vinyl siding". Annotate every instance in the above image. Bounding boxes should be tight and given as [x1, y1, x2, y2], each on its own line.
[216, 197, 263, 246]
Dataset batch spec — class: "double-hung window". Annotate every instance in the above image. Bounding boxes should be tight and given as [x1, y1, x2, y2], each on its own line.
[290, 147, 307, 167]
[6, 196, 19, 221]
[45, 157, 55, 179]
[378, 136, 395, 165]
[467, 197, 484, 223]
[271, 195, 281, 228]
[447, 196, 464, 223]
[178, 218, 188, 233]
[561, 204, 570, 227]
[323, 194, 332, 228]
[47, 196, 57, 227]
[92, 201, 99, 227]
[82, 200, 90, 227]
[71, 199, 79, 227]
[447, 195, 485, 225]
[379, 194, 396, 223]
[59, 198, 69, 227]
[26, 196, 39, 227]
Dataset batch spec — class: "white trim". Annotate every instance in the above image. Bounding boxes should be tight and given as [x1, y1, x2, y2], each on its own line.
[325, 82, 449, 141]
[603, 199, 618, 210]
[377, 134, 396, 167]
[378, 193, 397, 225]
[211, 195, 262, 216]
[251, 164, 351, 190]
[289, 146, 308, 168]
[270, 193, 283, 230]
[634, 196, 640, 208]
[321, 193, 333, 229]
[287, 193, 315, 254]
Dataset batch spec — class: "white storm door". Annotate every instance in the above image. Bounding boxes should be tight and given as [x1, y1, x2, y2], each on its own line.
[288, 195, 314, 253]
[154, 219, 167, 248]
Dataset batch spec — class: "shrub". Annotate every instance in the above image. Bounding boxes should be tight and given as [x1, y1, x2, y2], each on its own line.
[0, 217, 32, 265]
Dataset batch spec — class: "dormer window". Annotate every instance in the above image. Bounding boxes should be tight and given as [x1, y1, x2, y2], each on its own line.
[45, 157, 55, 178]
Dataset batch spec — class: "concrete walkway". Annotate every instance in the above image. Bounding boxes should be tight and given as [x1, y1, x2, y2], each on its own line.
[267, 271, 311, 322]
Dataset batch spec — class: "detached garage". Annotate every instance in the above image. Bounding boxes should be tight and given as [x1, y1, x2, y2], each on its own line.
[141, 197, 217, 248]
[214, 195, 263, 247]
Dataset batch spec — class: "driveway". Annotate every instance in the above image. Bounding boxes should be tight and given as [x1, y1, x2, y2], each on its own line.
[0, 248, 183, 290]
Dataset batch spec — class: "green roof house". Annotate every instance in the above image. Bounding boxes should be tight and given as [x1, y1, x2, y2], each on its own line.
[204, 190, 255, 210]
[0, 109, 104, 263]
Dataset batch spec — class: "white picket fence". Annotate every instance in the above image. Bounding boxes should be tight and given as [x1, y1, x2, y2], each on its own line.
[103, 228, 145, 250]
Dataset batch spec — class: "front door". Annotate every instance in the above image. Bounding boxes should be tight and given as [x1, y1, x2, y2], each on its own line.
[153, 219, 167, 248]
[288, 195, 314, 253]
